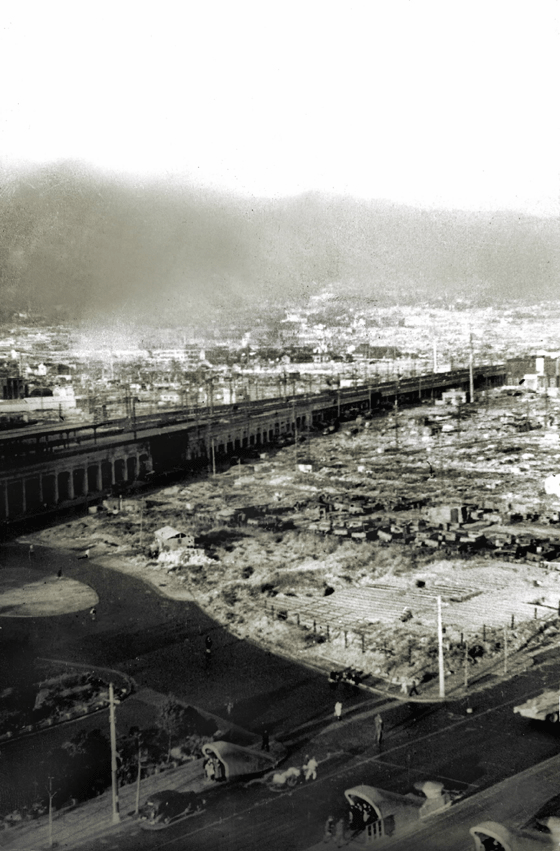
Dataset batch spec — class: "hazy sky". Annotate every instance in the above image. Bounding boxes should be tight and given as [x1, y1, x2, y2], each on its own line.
[1, 0, 558, 215]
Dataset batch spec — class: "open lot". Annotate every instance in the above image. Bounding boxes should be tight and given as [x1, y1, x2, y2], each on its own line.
[29, 388, 560, 688]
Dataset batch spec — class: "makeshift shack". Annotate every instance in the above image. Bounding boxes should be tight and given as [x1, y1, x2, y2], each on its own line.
[201, 740, 285, 781]
[154, 526, 193, 550]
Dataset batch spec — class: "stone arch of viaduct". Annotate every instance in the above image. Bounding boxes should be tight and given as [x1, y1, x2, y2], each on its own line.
[0, 405, 316, 522]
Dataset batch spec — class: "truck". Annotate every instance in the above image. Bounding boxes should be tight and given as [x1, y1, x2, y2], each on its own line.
[513, 690, 560, 723]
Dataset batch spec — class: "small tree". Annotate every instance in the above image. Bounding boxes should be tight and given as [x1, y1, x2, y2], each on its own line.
[157, 697, 188, 761]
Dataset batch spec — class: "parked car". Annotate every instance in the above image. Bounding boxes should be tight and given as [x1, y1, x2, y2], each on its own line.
[138, 790, 205, 829]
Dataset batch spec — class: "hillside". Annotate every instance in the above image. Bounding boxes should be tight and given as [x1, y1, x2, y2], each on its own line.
[1, 163, 558, 324]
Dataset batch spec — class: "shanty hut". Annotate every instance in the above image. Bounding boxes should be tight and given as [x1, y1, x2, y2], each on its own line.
[154, 526, 191, 550]
[343, 781, 452, 842]
[201, 740, 285, 782]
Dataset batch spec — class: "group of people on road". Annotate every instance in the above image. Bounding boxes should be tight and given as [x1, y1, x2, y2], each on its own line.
[323, 815, 346, 846]
[271, 754, 319, 788]
[203, 756, 225, 782]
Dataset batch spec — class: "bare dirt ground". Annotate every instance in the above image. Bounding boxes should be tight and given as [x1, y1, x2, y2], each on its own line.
[25, 388, 560, 688]
[0, 567, 98, 617]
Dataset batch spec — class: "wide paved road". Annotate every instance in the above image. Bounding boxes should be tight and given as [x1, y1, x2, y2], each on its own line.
[3, 540, 560, 851]
[72, 662, 560, 851]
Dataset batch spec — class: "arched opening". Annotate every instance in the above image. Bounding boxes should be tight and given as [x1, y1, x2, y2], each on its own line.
[126, 456, 137, 481]
[25, 477, 41, 512]
[42, 474, 57, 505]
[7, 481, 24, 515]
[139, 454, 150, 478]
[101, 461, 113, 490]
[114, 458, 126, 483]
[87, 465, 100, 492]
[73, 468, 85, 497]
[57, 471, 70, 502]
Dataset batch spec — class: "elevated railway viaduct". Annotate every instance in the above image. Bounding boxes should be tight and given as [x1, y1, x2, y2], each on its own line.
[0, 365, 506, 524]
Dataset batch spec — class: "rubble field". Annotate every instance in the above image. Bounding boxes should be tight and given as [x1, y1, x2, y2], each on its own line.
[30, 387, 560, 690]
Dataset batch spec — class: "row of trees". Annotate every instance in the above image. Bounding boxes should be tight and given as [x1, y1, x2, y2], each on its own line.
[2, 696, 217, 818]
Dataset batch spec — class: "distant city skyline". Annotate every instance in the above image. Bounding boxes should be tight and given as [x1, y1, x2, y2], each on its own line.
[1, 0, 558, 217]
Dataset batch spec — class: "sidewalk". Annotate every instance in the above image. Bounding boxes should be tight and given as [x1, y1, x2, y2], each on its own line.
[0, 689, 260, 851]
[0, 754, 208, 850]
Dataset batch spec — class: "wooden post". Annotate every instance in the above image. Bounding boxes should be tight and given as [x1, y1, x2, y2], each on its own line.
[511, 614, 515, 629]
[109, 683, 120, 824]
[47, 776, 55, 848]
[135, 740, 142, 815]
[344, 631, 348, 648]
[361, 633, 365, 653]
[503, 626, 508, 675]
[464, 641, 469, 689]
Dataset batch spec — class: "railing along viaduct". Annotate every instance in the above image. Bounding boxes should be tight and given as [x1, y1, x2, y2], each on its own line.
[0, 365, 506, 524]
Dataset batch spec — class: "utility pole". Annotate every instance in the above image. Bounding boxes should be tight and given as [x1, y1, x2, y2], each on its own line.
[293, 399, 298, 470]
[211, 436, 216, 475]
[139, 500, 144, 549]
[503, 625, 508, 676]
[394, 374, 400, 450]
[109, 683, 120, 824]
[47, 775, 56, 847]
[129, 726, 143, 815]
[437, 596, 445, 698]
[464, 640, 469, 689]
[469, 333, 475, 404]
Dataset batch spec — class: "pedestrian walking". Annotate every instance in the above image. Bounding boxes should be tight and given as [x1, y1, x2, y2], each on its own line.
[374, 713, 384, 748]
[226, 698, 234, 716]
[204, 634, 213, 668]
[409, 679, 420, 697]
[261, 728, 270, 752]
[334, 700, 342, 722]
[28, 544, 34, 560]
[334, 818, 346, 847]
[323, 815, 335, 843]
[57, 569, 62, 579]
[89, 607, 97, 621]
[303, 755, 318, 781]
